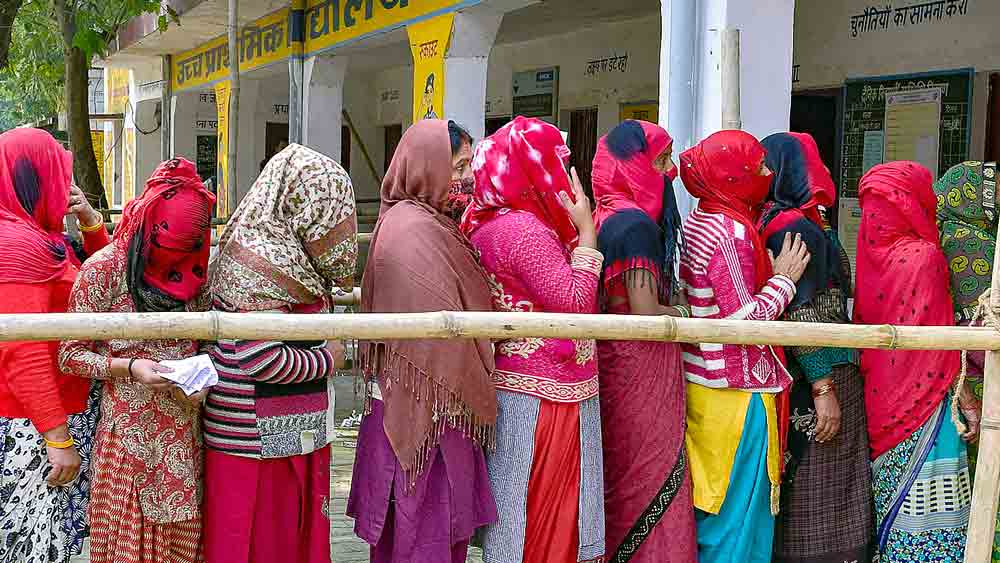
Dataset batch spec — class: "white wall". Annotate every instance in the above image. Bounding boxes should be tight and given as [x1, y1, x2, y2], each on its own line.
[487, 14, 661, 135]
[793, 0, 999, 160]
[793, 0, 999, 90]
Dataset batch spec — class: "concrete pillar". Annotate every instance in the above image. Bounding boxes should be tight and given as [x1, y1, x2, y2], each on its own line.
[303, 55, 348, 163]
[443, 6, 503, 141]
[236, 78, 261, 200]
[660, 0, 795, 219]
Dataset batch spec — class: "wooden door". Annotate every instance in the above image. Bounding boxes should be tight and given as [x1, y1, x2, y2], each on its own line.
[569, 108, 599, 201]
[383, 124, 403, 173]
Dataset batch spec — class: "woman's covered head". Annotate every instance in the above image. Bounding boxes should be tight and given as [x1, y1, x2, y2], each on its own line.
[118, 158, 215, 309]
[381, 119, 453, 214]
[461, 116, 578, 248]
[444, 120, 475, 221]
[0, 128, 73, 235]
[680, 130, 771, 212]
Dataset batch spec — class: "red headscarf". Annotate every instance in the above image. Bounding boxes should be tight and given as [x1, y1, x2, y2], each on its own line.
[0, 128, 73, 284]
[592, 120, 673, 230]
[460, 116, 578, 249]
[854, 161, 959, 459]
[116, 158, 215, 305]
[680, 130, 773, 289]
[789, 132, 835, 209]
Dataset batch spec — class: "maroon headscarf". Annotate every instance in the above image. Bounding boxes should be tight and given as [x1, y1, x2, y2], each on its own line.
[362, 120, 496, 480]
[0, 129, 73, 284]
[855, 161, 959, 459]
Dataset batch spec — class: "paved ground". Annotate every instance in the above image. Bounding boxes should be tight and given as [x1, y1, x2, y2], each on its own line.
[74, 378, 485, 563]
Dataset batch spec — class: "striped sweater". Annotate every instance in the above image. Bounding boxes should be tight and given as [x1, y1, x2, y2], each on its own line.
[679, 208, 795, 392]
[205, 339, 337, 458]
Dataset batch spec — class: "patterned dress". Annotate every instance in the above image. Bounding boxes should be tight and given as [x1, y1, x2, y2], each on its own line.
[58, 245, 205, 563]
[471, 210, 606, 563]
[934, 160, 999, 561]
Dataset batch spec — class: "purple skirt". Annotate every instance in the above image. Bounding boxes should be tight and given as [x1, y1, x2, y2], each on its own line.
[347, 399, 498, 563]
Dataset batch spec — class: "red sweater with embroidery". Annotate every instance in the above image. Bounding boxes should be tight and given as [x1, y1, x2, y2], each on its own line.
[0, 227, 110, 433]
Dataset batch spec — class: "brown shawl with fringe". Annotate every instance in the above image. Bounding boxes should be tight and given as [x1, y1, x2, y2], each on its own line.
[361, 119, 497, 479]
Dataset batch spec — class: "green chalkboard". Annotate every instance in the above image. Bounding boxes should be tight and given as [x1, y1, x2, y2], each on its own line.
[840, 68, 973, 198]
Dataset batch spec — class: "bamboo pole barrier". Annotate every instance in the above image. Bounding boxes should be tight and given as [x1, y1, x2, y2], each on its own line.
[0, 311, 997, 349]
[966, 238, 1000, 560]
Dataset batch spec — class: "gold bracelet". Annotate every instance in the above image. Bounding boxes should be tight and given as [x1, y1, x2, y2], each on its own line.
[45, 437, 75, 449]
[79, 220, 104, 233]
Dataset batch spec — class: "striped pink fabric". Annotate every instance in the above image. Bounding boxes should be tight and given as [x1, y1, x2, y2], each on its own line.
[680, 208, 795, 392]
[205, 339, 336, 457]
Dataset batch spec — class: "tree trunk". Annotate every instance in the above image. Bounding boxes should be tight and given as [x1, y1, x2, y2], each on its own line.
[64, 46, 105, 207]
[54, 0, 106, 208]
[0, 0, 24, 70]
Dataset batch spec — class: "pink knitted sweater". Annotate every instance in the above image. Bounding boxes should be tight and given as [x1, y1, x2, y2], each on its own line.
[680, 208, 795, 392]
[470, 211, 604, 403]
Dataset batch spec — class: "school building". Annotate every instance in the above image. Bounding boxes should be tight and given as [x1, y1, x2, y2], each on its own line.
[96, 0, 998, 249]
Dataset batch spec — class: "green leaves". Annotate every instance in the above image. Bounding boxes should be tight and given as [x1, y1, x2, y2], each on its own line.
[0, 0, 168, 130]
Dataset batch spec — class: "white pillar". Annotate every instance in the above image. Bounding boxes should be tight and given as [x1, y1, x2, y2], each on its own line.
[303, 55, 349, 164]
[661, 0, 795, 219]
[236, 78, 261, 201]
[443, 6, 502, 141]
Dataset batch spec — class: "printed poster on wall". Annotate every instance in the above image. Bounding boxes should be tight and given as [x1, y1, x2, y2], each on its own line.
[407, 13, 454, 123]
[838, 197, 863, 285]
[620, 102, 658, 123]
[214, 80, 231, 218]
[883, 88, 942, 176]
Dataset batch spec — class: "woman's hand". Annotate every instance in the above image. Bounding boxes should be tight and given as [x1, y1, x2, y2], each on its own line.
[46, 445, 82, 487]
[959, 384, 982, 443]
[128, 359, 175, 391]
[812, 378, 841, 443]
[325, 340, 347, 370]
[769, 233, 811, 282]
[42, 425, 80, 487]
[66, 185, 102, 229]
[559, 167, 596, 248]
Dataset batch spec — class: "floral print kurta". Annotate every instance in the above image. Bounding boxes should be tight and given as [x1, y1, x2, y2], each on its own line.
[58, 245, 205, 524]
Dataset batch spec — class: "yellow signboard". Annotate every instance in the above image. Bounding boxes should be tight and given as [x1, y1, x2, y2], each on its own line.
[172, 1, 476, 93]
[305, 0, 468, 56]
[214, 81, 231, 217]
[90, 130, 105, 188]
[123, 128, 136, 203]
[407, 13, 453, 123]
[107, 69, 130, 114]
[620, 102, 658, 124]
[173, 8, 293, 92]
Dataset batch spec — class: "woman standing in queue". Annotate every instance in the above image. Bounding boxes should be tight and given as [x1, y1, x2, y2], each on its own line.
[855, 161, 978, 562]
[0, 128, 110, 562]
[462, 116, 606, 563]
[59, 157, 215, 563]
[758, 133, 873, 563]
[934, 160, 998, 560]
[348, 119, 499, 563]
[678, 130, 810, 562]
[202, 144, 356, 563]
[590, 120, 696, 562]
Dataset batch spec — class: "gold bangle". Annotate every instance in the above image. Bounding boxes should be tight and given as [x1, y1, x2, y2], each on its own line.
[45, 437, 75, 449]
[79, 220, 104, 233]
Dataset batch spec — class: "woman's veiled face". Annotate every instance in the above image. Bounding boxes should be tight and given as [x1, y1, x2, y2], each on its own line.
[451, 140, 473, 182]
[652, 145, 676, 175]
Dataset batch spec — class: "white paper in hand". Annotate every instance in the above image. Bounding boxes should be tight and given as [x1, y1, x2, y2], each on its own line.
[159, 355, 219, 396]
